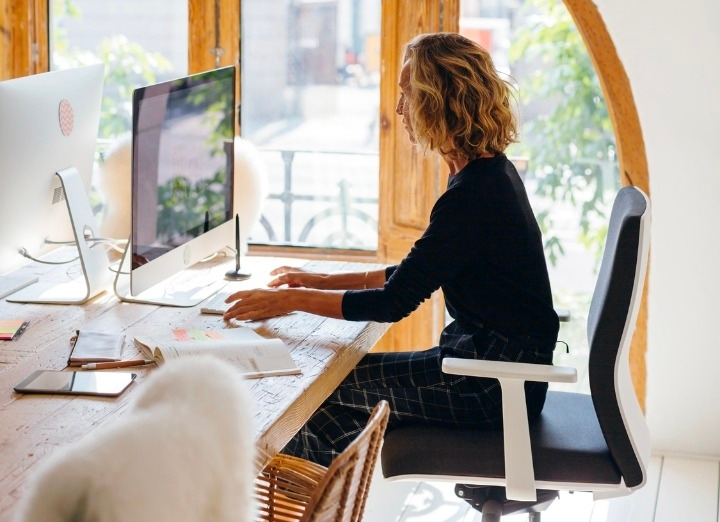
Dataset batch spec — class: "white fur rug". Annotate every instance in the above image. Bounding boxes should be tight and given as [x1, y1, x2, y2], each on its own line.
[15, 356, 257, 522]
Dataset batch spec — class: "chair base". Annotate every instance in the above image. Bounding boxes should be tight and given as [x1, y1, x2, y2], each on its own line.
[455, 485, 558, 520]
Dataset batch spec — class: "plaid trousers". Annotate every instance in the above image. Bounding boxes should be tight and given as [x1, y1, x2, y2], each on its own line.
[282, 320, 554, 467]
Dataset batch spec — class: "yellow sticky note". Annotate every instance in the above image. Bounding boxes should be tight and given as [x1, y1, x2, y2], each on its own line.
[0, 320, 26, 340]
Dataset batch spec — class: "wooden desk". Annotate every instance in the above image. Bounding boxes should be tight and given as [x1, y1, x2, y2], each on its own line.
[0, 254, 389, 522]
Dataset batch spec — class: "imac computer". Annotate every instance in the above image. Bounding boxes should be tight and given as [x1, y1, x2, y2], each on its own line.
[0, 64, 111, 304]
[114, 66, 236, 306]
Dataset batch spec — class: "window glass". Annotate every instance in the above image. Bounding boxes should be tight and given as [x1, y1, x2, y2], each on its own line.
[242, 0, 381, 251]
[50, 0, 187, 224]
[51, 0, 187, 142]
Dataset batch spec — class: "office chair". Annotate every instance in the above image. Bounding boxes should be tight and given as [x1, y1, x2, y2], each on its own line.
[255, 400, 390, 522]
[380, 186, 651, 521]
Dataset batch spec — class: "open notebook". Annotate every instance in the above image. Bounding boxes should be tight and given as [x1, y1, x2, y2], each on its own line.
[133, 327, 300, 378]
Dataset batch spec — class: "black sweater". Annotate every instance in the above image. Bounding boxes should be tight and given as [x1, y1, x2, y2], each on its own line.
[342, 154, 559, 345]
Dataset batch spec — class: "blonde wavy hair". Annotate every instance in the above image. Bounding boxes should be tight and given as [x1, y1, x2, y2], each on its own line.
[402, 32, 518, 159]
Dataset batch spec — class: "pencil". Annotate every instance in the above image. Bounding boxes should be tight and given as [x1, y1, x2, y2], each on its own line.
[80, 359, 154, 370]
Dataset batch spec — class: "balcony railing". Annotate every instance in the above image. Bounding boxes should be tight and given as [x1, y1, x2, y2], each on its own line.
[251, 148, 380, 251]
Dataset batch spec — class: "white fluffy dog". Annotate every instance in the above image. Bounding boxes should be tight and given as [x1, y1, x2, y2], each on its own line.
[15, 356, 256, 522]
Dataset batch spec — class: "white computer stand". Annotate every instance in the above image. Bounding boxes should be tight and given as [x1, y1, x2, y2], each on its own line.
[8, 167, 113, 304]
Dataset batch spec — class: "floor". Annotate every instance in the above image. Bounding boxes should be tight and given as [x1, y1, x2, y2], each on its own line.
[363, 454, 720, 521]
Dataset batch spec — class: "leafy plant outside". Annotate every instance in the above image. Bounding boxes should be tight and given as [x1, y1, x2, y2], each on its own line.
[508, 0, 619, 268]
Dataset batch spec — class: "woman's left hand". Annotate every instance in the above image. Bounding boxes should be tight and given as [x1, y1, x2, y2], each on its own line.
[267, 266, 329, 289]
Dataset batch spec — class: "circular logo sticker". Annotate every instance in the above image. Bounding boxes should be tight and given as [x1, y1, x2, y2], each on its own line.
[58, 99, 74, 136]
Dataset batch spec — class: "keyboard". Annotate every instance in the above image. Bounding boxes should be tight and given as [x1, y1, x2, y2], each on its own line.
[0, 275, 40, 300]
[199, 291, 234, 315]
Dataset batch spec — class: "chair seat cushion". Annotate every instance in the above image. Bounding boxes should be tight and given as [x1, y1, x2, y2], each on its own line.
[381, 391, 622, 487]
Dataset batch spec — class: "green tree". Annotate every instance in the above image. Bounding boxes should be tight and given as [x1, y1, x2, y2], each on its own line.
[509, 0, 619, 266]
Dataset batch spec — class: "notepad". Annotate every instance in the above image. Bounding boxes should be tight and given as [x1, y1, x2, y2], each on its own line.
[67, 330, 125, 367]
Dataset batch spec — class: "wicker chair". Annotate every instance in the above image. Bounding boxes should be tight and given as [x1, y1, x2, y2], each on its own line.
[255, 400, 390, 522]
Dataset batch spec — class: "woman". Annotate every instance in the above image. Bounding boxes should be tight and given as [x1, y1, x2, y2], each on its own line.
[223, 32, 559, 466]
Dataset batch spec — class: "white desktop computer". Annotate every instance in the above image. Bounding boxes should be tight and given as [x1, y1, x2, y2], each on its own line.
[113, 66, 237, 307]
[0, 64, 112, 304]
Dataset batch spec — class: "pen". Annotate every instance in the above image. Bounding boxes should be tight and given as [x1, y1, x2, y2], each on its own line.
[235, 213, 240, 273]
[80, 359, 154, 370]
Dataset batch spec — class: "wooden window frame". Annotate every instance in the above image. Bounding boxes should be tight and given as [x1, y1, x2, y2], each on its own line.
[0, 0, 48, 79]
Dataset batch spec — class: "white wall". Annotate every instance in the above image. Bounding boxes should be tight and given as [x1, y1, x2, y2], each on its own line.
[596, 0, 720, 456]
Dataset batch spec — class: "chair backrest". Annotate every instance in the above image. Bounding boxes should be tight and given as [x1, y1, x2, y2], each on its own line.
[306, 400, 390, 522]
[586, 185, 651, 490]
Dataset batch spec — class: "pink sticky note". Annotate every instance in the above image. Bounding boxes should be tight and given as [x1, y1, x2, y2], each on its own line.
[172, 329, 191, 341]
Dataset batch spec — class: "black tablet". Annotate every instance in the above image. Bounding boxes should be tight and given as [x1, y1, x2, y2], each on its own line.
[14, 370, 136, 397]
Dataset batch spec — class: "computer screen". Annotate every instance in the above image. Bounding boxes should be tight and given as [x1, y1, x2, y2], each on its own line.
[128, 66, 235, 301]
[0, 64, 110, 303]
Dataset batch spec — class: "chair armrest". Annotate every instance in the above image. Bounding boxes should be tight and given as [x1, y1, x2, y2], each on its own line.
[442, 358, 577, 384]
[555, 307, 571, 322]
[441, 358, 576, 502]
